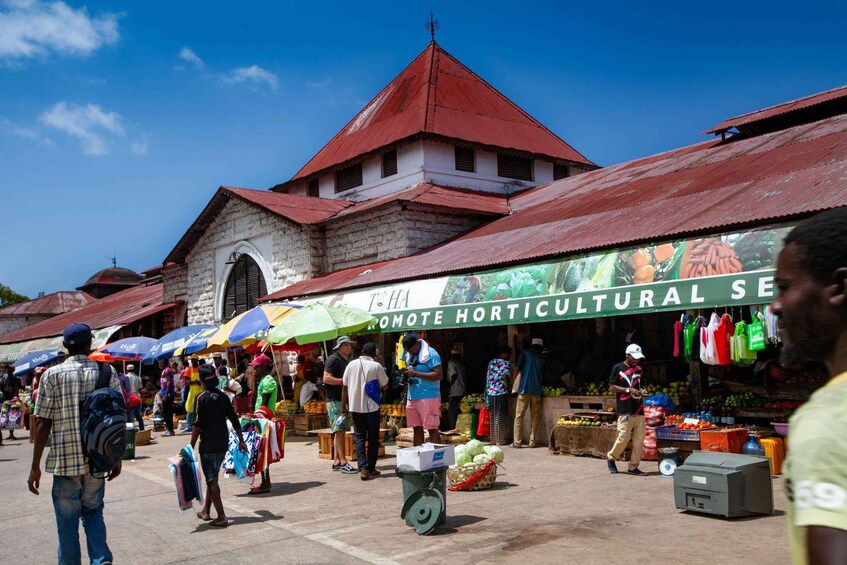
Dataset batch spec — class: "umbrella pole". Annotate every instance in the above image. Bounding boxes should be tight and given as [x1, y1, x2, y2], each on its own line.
[269, 345, 290, 420]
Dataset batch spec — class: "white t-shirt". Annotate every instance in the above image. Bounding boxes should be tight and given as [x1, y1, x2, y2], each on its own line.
[300, 381, 318, 406]
[342, 356, 389, 414]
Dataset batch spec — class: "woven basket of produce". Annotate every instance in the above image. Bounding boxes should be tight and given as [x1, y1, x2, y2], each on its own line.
[447, 461, 497, 491]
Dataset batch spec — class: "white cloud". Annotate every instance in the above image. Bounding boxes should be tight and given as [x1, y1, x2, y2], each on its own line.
[131, 140, 147, 155]
[306, 77, 332, 90]
[1, 117, 54, 145]
[39, 101, 123, 155]
[0, 0, 119, 62]
[179, 46, 203, 69]
[221, 64, 279, 93]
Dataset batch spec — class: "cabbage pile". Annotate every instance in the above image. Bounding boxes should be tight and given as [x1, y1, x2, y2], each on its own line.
[452, 442, 504, 468]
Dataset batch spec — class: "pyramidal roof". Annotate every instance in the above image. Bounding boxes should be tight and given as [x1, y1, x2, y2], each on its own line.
[288, 42, 594, 182]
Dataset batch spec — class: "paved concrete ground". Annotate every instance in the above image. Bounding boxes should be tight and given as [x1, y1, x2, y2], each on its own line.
[0, 429, 790, 564]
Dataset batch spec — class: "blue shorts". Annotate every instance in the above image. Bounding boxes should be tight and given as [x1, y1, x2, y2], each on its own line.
[200, 452, 226, 484]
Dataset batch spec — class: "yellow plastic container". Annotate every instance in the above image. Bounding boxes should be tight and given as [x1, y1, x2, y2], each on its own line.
[760, 437, 785, 475]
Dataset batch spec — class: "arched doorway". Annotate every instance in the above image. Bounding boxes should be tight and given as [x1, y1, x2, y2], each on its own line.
[221, 254, 268, 321]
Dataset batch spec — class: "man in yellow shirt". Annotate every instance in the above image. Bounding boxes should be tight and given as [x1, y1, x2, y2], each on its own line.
[773, 208, 847, 564]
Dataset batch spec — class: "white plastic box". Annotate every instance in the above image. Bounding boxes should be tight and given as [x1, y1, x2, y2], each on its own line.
[396, 443, 455, 471]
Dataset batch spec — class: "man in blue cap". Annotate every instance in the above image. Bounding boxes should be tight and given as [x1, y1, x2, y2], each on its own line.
[28, 323, 122, 565]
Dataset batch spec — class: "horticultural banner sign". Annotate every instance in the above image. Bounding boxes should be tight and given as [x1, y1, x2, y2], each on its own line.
[289, 224, 791, 332]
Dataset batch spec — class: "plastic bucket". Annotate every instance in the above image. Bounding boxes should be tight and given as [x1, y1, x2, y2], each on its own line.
[395, 466, 447, 526]
[123, 425, 137, 460]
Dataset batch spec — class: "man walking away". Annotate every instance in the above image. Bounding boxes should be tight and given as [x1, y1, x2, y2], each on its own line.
[402, 332, 443, 446]
[28, 323, 123, 565]
[191, 365, 247, 528]
[159, 359, 176, 436]
[512, 338, 545, 448]
[606, 344, 648, 476]
[323, 336, 357, 474]
[771, 208, 847, 565]
[342, 343, 389, 480]
[447, 349, 466, 430]
[125, 364, 144, 430]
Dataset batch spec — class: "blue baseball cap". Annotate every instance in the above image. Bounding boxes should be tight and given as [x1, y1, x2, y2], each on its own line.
[63, 323, 93, 346]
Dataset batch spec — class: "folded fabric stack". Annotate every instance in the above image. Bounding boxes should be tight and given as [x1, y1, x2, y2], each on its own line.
[168, 445, 203, 511]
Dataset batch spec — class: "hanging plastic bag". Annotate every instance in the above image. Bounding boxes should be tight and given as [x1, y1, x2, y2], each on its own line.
[476, 406, 491, 437]
[748, 321, 767, 351]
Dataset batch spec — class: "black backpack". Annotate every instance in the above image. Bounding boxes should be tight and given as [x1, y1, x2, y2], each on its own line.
[80, 363, 127, 476]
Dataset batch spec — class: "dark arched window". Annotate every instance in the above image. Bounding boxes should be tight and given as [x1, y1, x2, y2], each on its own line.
[222, 254, 267, 321]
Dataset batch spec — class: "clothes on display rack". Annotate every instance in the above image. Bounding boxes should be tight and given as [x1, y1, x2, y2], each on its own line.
[223, 412, 285, 481]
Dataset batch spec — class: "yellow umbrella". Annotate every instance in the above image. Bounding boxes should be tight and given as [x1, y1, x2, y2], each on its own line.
[192, 304, 300, 354]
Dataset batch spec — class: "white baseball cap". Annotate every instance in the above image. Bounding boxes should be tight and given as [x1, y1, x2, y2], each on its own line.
[531, 338, 543, 346]
[625, 344, 645, 359]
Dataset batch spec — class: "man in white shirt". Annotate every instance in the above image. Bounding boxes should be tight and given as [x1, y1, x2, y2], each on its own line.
[341, 343, 389, 481]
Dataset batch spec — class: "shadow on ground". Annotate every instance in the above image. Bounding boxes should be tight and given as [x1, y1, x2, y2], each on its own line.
[234, 481, 325, 498]
[192, 510, 284, 532]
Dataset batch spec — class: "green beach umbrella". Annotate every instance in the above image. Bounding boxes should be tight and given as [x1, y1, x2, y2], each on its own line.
[266, 303, 377, 346]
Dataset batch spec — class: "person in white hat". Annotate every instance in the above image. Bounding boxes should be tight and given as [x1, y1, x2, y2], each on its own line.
[606, 344, 648, 476]
[512, 338, 545, 448]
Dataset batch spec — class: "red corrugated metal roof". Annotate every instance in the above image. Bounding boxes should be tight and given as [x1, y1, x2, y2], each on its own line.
[331, 183, 509, 219]
[226, 187, 353, 224]
[288, 42, 593, 182]
[705, 85, 847, 134]
[263, 112, 847, 301]
[0, 291, 96, 317]
[0, 284, 173, 344]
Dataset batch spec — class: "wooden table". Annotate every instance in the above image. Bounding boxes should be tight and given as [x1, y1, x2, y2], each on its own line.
[548, 424, 627, 459]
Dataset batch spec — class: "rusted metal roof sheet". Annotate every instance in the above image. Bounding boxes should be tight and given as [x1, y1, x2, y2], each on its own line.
[164, 187, 354, 264]
[226, 187, 353, 223]
[263, 112, 847, 301]
[0, 291, 96, 318]
[330, 183, 509, 219]
[705, 85, 847, 134]
[289, 42, 593, 182]
[0, 284, 174, 344]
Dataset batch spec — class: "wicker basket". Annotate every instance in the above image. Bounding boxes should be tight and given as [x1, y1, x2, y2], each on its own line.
[447, 462, 497, 491]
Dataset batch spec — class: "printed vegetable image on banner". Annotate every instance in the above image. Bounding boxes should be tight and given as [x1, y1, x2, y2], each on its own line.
[291, 223, 793, 333]
[438, 225, 789, 307]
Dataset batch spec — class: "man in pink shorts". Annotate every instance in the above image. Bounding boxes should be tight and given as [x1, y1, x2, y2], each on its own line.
[402, 333, 443, 446]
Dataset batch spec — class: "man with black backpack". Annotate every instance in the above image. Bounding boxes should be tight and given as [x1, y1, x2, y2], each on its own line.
[28, 323, 124, 565]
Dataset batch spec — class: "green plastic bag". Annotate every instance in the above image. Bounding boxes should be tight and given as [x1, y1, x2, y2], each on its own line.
[732, 322, 758, 366]
[748, 321, 766, 351]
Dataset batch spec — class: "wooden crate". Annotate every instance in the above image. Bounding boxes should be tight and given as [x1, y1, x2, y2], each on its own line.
[294, 414, 329, 436]
[558, 395, 616, 415]
[316, 429, 388, 460]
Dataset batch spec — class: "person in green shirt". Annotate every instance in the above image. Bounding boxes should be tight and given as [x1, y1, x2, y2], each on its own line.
[248, 353, 276, 494]
[773, 208, 847, 565]
[253, 354, 278, 413]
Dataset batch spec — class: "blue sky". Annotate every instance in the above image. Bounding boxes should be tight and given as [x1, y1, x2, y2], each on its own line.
[1, 0, 845, 298]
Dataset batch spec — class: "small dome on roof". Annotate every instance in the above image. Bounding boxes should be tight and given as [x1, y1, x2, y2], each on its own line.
[82, 267, 143, 287]
[77, 267, 142, 298]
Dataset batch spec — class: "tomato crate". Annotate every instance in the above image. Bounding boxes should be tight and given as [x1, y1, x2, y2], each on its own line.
[655, 425, 701, 441]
